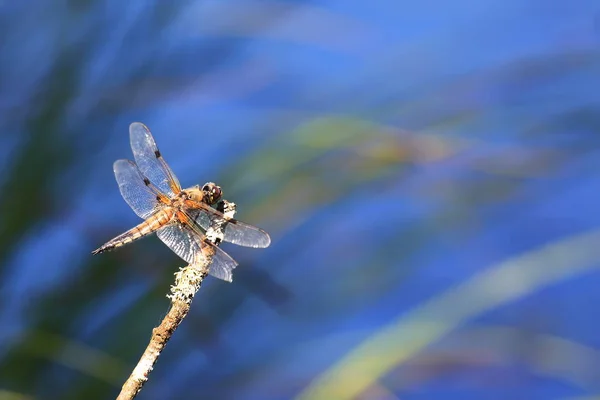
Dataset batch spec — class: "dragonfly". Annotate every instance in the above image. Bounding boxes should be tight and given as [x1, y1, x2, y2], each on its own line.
[92, 122, 271, 282]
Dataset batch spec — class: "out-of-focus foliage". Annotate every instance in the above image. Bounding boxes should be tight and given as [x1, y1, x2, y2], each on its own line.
[0, 1, 599, 399]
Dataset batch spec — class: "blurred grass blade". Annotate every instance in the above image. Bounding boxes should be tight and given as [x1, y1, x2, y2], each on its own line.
[25, 331, 127, 386]
[297, 229, 600, 400]
[0, 390, 33, 400]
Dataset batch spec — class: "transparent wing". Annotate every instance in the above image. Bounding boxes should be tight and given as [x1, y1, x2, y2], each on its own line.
[113, 159, 160, 219]
[188, 203, 271, 248]
[156, 223, 238, 282]
[129, 122, 181, 197]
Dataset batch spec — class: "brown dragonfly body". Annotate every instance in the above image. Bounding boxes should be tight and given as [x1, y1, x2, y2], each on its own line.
[92, 123, 270, 282]
[93, 184, 219, 254]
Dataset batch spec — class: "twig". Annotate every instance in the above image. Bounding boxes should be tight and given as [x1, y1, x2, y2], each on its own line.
[115, 200, 236, 400]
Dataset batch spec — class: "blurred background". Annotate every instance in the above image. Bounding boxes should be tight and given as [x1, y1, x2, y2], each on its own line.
[0, 1, 599, 399]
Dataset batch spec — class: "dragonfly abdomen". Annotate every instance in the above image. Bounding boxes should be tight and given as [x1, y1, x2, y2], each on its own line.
[92, 208, 175, 254]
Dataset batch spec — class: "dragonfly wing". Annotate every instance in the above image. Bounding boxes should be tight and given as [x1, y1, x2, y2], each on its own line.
[203, 243, 238, 282]
[156, 224, 195, 264]
[157, 223, 238, 282]
[113, 159, 160, 219]
[190, 204, 271, 248]
[129, 122, 181, 197]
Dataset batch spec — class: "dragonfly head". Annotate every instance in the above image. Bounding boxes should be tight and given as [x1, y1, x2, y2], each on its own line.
[201, 182, 222, 205]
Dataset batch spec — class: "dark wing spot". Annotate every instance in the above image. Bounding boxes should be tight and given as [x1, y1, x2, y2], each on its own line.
[156, 196, 161, 201]
[143, 178, 151, 186]
[154, 150, 161, 158]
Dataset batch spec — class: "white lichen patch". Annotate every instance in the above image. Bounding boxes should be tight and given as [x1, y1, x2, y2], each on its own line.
[168, 266, 208, 302]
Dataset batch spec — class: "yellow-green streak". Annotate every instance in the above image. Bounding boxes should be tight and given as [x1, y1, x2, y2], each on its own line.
[0, 390, 33, 400]
[296, 229, 600, 400]
[25, 331, 127, 385]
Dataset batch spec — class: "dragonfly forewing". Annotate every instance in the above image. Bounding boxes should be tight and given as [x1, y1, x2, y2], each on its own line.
[129, 122, 181, 197]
